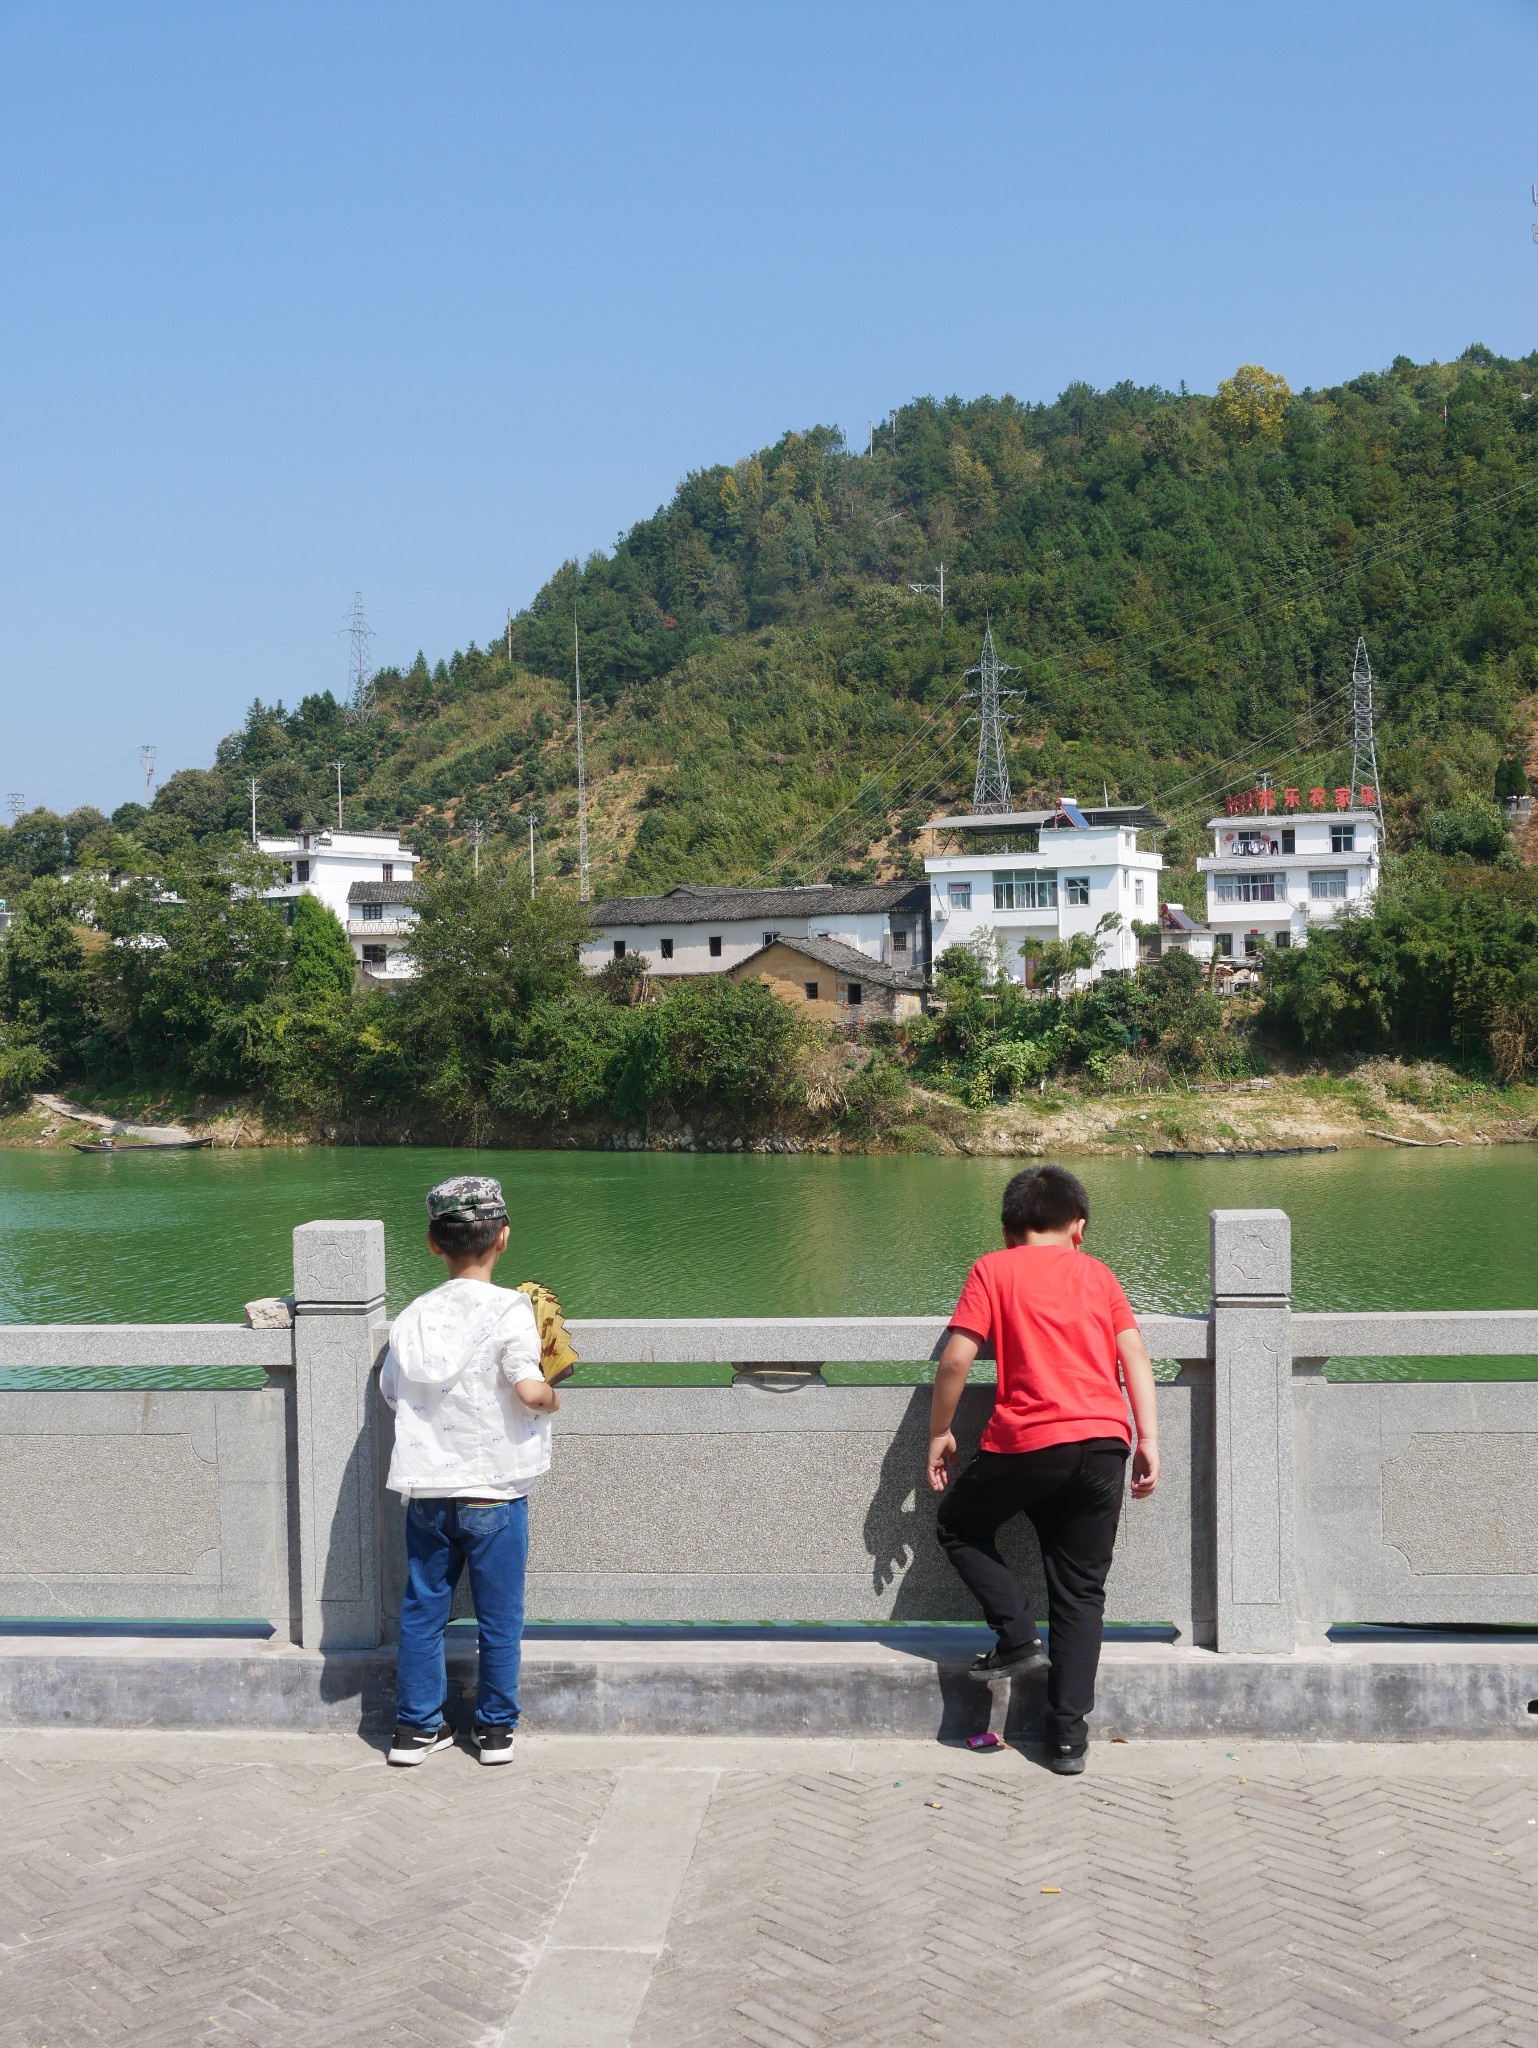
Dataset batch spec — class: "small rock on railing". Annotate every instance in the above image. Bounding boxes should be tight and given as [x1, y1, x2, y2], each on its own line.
[244, 1296, 295, 1329]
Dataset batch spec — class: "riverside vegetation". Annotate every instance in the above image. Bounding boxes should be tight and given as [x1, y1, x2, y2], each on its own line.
[1, 348, 1536, 1148]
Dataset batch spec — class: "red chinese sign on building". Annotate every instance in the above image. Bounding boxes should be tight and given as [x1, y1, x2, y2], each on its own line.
[1224, 785, 1378, 816]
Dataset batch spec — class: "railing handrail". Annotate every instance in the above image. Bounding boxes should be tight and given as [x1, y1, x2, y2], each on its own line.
[0, 1324, 294, 1369]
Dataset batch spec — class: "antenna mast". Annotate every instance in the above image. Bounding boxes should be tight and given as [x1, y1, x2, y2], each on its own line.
[967, 625, 1021, 814]
[574, 618, 590, 902]
[140, 746, 156, 806]
[1348, 635, 1384, 825]
[346, 593, 376, 723]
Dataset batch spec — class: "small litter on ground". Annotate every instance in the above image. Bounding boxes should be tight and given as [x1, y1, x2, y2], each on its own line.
[966, 1732, 1003, 1751]
[1040, 1886, 1060, 1894]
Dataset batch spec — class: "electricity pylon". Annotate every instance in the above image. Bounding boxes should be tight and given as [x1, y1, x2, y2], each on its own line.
[1349, 635, 1383, 823]
[967, 625, 1020, 814]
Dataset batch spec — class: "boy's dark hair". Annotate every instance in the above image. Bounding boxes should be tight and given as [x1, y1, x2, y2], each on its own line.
[1001, 1165, 1090, 1239]
[428, 1211, 508, 1258]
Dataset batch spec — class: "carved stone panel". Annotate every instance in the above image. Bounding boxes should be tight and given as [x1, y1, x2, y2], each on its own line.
[0, 1434, 218, 1575]
[1383, 1434, 1538, 1575]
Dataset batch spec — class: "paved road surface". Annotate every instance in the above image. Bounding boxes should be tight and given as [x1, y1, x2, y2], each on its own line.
[2, 1730, 1537, 2046]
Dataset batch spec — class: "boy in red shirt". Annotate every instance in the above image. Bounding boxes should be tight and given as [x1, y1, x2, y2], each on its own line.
[929, 1165, 1159, 1775]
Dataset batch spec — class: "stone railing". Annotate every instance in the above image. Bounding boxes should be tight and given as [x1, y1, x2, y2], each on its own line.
[1, 1210, 1534, 1654]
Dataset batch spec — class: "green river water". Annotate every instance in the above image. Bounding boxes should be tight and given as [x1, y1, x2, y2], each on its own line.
[0, 1144, 1533, 1385]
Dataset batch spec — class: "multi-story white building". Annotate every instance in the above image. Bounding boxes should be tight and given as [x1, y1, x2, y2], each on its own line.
[257, 828, 421, 979]
[923, 804, 1163, 986]
[583, 882, 930, 977]
[1198, 800, 1380, 956]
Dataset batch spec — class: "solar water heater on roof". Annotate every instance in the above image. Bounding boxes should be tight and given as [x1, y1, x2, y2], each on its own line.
[1054, 799, 1092, 830]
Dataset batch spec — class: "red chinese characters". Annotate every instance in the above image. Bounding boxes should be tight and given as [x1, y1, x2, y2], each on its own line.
[1308, 787, 1328, 809]
[1282, 787, 1300, 810]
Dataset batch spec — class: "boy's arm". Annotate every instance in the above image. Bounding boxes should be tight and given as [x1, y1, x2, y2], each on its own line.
[514, 1375, 559, 1413]
[379, 1344, 398, 1411]
[1117, 1327, 1160, 1499]
[927, 1330, 980, 1493]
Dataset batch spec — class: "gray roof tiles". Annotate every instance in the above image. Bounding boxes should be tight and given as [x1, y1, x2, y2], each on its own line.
[587, 881, 927, 928]
[347, 880, 425, 905]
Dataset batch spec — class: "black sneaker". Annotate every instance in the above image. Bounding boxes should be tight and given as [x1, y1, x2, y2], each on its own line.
[1047, 1744, 1087, 1775]
[971, 1640, 1050, 1677]
[473, 1723, 517, 1766]
[387, 1722, 455, 1767]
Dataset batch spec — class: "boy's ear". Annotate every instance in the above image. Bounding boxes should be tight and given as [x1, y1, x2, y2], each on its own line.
[426, 1229, 444, 1259]
[495, 1223, 511, 1253]
[1070, 1217, 1087, 1248]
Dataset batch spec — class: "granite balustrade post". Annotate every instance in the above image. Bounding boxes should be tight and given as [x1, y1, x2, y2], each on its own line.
[292, 1220, 387, 1650]
[1209, 1208, 1295, 1652]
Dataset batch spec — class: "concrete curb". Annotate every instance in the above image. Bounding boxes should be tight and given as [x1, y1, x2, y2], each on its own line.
[3, 1634, 1538, 1741]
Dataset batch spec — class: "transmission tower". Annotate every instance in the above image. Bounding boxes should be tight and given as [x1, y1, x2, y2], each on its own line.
[346, 593, 377, 723]
[470, 817, 484, 876]
[140, 745, 156, 805]
[7, 793, 24, 824]
[1348, 635, 1383, 823]
[574, 619, 590, 902]
[966, 626, 1021, 814]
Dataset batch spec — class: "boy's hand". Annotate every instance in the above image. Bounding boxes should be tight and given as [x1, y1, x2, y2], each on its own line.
[926, 1430, 957, 1494]
[1131, 1439, 1159, 1499]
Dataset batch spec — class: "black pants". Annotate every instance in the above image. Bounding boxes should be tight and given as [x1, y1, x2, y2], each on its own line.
[936, 1438, 1129, 1750]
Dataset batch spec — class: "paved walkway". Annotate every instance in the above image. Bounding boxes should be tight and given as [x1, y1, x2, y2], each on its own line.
[2, 1730, 1537, 2047]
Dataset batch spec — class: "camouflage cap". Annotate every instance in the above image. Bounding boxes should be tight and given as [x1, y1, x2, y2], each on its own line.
[425, 1174, 508, 1223]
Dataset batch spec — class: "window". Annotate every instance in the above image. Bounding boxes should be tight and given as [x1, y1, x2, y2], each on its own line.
[362, 901, 383, 922]
[1065, 876, 1090, 906]
[1274, 932, 1292, 949]
[993, 871, 1057, 911]
[1134, 877, 1145, 909]
[294, 860, 310, 884]
[1214, 873, 1281, 903]
[1243, 934, 1259, 959]
[708, 935, 722, 958]
[660, 936, 674, 960]
[891, 929, 908, 952]
[361, 944, 386, 967]
[612, 939, 626, 959]
[382, 862, 394, 883]
[1330, 825, 1355, 854]
[1309, 870, 1347, 901]
[804, 981, 820, 1001]
[1280, 828, 1296, 854]
[763, 930, 780, 947]
[300, 833, 311, 852]
[947, 882, 972, 911]
[1217, 933, 1234, 958]
[845, 982, 863, 1005]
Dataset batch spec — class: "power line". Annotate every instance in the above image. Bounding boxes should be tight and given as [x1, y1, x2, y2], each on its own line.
[346, 593, 377, 723]
[574, 618, 590, 903]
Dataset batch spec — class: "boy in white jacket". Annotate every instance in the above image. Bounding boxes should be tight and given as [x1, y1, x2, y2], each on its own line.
[381, 1175, 559, 1766]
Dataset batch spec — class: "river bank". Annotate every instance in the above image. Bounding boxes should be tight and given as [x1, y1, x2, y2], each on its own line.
[5, 1058, 1535, 1159]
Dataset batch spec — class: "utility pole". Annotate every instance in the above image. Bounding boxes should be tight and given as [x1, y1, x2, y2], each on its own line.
[140, 745, 156, 806]
[574, 618, 590, 903]
[909, 562, 945, 624]
[471, 817, 484, 876]
[966, 625, 1021, 815]
[506, 608, 513, 664]
[7, 793, 23, 824]
[247, 778, 260, 844]
[346, 593, 376, 723]
[523, 811, 539, 899]
[331, 760, 344, 829]
[1349, 634, 1384, 826]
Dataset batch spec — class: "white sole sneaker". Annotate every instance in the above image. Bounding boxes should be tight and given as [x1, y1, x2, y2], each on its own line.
[387, 1724, 456, 1766]
[473, 1727, 517, 1765]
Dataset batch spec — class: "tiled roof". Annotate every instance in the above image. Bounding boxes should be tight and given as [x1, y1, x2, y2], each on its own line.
[347, 880, 425, 905]
[732, 933, 926, 990]
[588, 881, 927, 928]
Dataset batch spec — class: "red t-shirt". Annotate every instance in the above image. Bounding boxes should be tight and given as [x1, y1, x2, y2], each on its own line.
[950, 1244, 1138, 1455]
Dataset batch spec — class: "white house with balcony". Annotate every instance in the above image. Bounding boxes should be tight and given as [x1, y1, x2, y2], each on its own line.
[924, 804, 1163, 986]
[583, 881, 930, 978]
[256, 827, 421, 979]
[1198, 802, 1380, 956]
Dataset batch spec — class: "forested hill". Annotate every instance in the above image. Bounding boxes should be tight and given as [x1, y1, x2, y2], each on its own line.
[42, 348, 1538, 894]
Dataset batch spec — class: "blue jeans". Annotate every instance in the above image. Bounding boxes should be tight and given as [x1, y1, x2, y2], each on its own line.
[395, 1496, 529, 1731]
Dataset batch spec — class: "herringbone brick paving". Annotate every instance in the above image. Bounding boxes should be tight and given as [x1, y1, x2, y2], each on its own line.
[1, 1732, 1536, 2047]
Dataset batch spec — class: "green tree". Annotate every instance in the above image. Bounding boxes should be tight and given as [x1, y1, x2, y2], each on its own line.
[288, 893, 357, 1001]
[0, 877, 93, 1066]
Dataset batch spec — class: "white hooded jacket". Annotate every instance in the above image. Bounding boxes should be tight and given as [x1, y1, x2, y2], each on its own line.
[380, 1279, 550, 1496]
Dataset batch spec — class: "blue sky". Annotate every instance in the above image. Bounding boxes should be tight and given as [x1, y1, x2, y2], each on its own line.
[2, 0, 1536, 817]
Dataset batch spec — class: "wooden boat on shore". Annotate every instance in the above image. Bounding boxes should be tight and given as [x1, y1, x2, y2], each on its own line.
[70, 1137, 213, 1154]
[1150, 1145, 1338, 1160]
